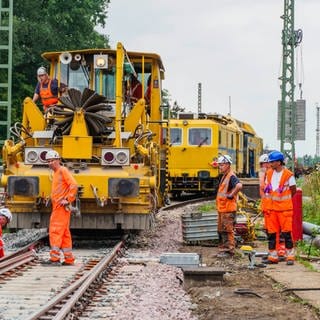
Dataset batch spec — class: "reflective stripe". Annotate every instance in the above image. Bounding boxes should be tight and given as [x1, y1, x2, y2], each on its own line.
[271, 194, 292, 201]
[62, 247, 72, 253]
[264, 168, 294, 211]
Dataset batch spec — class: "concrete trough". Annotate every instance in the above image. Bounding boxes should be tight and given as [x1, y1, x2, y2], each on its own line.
[160, 252, 200, 268]
[182, 267, 226, 290]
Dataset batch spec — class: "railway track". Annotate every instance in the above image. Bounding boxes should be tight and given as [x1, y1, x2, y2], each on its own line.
[0, 237, 126, 320]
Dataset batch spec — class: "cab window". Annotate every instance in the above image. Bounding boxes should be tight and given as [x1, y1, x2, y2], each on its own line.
[189, 128, 211, 145]
[170, 128, 182, 145]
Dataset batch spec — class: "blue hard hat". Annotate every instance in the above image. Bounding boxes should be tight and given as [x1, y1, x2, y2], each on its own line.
[268, 150, 284, 162]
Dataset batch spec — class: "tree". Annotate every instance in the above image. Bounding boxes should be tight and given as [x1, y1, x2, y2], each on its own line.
[161, 89, 185, 119]
[170, 100, 185, 119]
[11, 0, 110, 121]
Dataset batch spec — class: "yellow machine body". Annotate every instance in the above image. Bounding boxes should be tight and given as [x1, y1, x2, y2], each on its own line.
[1, 43, 166, 230]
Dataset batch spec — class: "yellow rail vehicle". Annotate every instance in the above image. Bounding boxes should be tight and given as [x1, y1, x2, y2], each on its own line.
[166, 113, 263, 197]
[1, 43, 166, 230]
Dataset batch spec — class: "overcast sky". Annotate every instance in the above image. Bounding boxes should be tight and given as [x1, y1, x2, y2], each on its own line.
[103, 0, 320, 157]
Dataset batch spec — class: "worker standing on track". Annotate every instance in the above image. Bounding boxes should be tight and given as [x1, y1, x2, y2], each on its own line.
[0, 208, 12, 258]
[264, 150, 296, 265]
[44, 150, 78, 266]
[216, 155, 242, 258]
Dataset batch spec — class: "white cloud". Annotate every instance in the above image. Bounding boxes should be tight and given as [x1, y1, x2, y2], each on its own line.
[103, 0, 320, 156]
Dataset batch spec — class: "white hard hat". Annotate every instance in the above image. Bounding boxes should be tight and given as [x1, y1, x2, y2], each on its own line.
[37, 67, 47, 76]
[259, 154, 269, 163]
[45, 150, 60, 160]
[0, 207, 12, 223]
[217, 154, 232, 164]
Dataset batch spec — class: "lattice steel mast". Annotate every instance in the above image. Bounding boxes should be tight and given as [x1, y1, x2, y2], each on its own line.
[279, 0, 302, 170]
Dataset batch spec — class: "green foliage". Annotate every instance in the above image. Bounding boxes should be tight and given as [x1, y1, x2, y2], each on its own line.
[296, 240, 320, 258]
[161, 89, 185, 120]
[300, 171, 320, 225]
[198, 203, 216, 212]
[11, 0, 110, 122]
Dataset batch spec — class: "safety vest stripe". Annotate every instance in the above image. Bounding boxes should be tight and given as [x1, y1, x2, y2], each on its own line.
[271, 195, 292, 201]
[217, 192, 228, 197]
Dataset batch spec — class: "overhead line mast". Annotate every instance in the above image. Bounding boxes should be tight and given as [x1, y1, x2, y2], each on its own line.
[279, 0, 302, 170]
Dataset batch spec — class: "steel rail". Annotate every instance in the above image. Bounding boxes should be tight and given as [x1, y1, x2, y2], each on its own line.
[161, 196, 215, 211]
[26, 240, 125, 320]
[0, 250, 36, 275]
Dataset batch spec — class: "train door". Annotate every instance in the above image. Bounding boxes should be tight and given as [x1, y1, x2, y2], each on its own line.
[243, 133, 248, 175]
[248, 149, 255, 177]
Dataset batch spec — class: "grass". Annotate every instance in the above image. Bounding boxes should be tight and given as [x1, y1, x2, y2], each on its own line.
[198, 203, 216, 212]
[296, 172, 320, 257]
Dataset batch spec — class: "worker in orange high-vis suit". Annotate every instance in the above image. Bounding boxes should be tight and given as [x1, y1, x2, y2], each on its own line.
[0, 208, 12, 258]
[44, 150, 78, 266]
[216, 155, 242, 258]
[259, 154, 286, 262]
[264, 150, 296, 265]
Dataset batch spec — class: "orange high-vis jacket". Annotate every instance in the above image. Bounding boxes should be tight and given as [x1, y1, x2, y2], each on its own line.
[259, 167, 271, 212]
[51, 166, 77, 210]
[216, 170, 237, 213]
[264, 168, 293, 212]
[40, 79, 58, 107]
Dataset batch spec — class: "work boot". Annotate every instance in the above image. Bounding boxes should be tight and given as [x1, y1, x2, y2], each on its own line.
[277, 243, 286, 262]
[61, 261, 74, 266]
[286, 248, 295, 266]
[41, 259, 61, 266]
[266, 250, 279, 264]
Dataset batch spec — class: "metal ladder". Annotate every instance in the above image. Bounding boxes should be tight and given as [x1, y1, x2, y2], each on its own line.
[0, 0, 12, 146]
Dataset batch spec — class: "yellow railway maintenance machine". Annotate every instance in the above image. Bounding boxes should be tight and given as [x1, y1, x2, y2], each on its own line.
[1, 43, 167, 231]
[166, 113, 263, 197]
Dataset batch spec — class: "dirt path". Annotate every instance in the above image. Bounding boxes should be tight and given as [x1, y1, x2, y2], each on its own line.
[155, 203, 320, 320]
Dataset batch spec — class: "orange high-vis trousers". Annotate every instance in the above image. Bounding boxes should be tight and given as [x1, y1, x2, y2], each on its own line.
[49, 206, 74, 264]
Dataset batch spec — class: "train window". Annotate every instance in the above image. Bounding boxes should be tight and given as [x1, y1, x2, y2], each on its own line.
[231, 134, 234, 148]
[94, 69, 115, 100]
[219, 131, 221, 145]
[57, 62, 90, 93]
[170, 128, 182, 145]
[189, 128, 211, 146]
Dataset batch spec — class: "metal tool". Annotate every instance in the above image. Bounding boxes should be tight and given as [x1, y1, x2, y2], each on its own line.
[240, 245, 268, 269]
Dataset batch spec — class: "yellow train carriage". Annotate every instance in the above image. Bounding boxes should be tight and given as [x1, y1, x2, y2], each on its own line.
[166, 113, 262, 197]
[1, 43, 166, 230]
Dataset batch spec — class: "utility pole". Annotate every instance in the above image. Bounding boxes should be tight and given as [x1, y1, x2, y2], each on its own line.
[197, 82, 202, 114]
[278, 0, 302, 171]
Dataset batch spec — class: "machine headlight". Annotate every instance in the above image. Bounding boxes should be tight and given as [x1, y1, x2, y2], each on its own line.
[101, 148, 130, 166]
[108, 178, 139, 197]
[24, 148, 53, 165]
[26, 150, 38, 163]
[104, 152, 115, 164]
[39, 150, 49, 162]
[116, 151, 128, 164]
